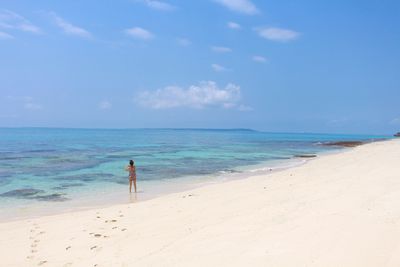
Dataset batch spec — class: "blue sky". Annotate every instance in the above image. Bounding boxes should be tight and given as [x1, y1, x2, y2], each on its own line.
[0, 0, 399, 134]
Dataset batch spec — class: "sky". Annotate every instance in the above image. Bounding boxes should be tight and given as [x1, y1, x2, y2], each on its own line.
[0, 0, 399, 134]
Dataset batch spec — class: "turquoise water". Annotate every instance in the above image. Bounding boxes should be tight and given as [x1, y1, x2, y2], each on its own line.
[0, 128, 389, 219]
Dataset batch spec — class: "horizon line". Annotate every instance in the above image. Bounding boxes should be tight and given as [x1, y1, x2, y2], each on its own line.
[0, 126, 392, 137]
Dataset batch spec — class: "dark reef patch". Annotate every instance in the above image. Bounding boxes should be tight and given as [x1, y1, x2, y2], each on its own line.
[0, 188, 45, 198]
[52, 173, 124, 184]
[322, 141, 365, 147]
[0, 188, 69, 202]
[51, 183, 85, 190]
[33, 193, 69, 202]
[294, 154, 317, 158]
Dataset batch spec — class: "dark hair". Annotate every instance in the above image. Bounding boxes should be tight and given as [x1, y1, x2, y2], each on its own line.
[129, 160, 134, 166]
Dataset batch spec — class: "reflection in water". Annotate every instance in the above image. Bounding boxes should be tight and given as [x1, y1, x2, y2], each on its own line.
[129, 192, 137, 203]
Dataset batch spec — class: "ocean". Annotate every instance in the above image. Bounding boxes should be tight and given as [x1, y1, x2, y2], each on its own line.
[0, 128, 388, 220]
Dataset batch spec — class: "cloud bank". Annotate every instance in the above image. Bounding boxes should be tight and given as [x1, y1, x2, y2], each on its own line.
[138, 81, 248, 110]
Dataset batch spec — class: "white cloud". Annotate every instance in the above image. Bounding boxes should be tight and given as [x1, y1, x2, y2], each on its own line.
[211, 46, 232, 53]
[125, 27, 154, 40]
[0, 10, 41, 34]
[138, 81, 244, 109]
[211, 63, 229, 72]
[256, 27, 300, 42]
[227, 21, 241, 30]
[99, 100, 112, 110]
[139, 0, 176, 11]
[213, 0, 259, 15]
[51, 12, 91, 39]
[0, 31, 13, 39]
[390, 118, 400, 125]
[177, 37, 191, 46]
[252, 55, 267, 63]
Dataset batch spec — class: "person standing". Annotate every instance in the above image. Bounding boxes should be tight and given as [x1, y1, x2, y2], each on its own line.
[125, 160, 137, 193]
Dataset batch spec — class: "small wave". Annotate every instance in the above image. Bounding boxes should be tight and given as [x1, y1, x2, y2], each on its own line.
[218, 169, 242, 174]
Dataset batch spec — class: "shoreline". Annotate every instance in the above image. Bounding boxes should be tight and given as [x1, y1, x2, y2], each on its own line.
[0, 137, 361, 223]
[0, 141, 366, 223]
[0, 152, 314, 223]
[0, 128, 387, 223]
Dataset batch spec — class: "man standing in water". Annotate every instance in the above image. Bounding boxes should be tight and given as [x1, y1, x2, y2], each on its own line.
[125, 160, 137, 193]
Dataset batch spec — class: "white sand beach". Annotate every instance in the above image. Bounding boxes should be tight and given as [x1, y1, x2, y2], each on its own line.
[1, 139, 399, 267]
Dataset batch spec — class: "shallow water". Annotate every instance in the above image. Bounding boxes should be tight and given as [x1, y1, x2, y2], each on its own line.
[0, 128, 388, 220]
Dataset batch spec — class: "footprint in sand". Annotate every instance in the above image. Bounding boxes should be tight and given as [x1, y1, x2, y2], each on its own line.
[38, 260, 47, 265]
[27, 255, 34, 260]
[31, 244, 38, 248]
[66, 246, 71, 250]
[31, 249, 38, 253]
[94, 234, 102, 238]
[112, 226, 118, 230]
[63, 263, 73, 267]
[90, 245, 102, 252]
[121, 228, 127, 232]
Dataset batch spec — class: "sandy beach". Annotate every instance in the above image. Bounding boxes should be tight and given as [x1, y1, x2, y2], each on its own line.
[1, 138, 399, 267]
